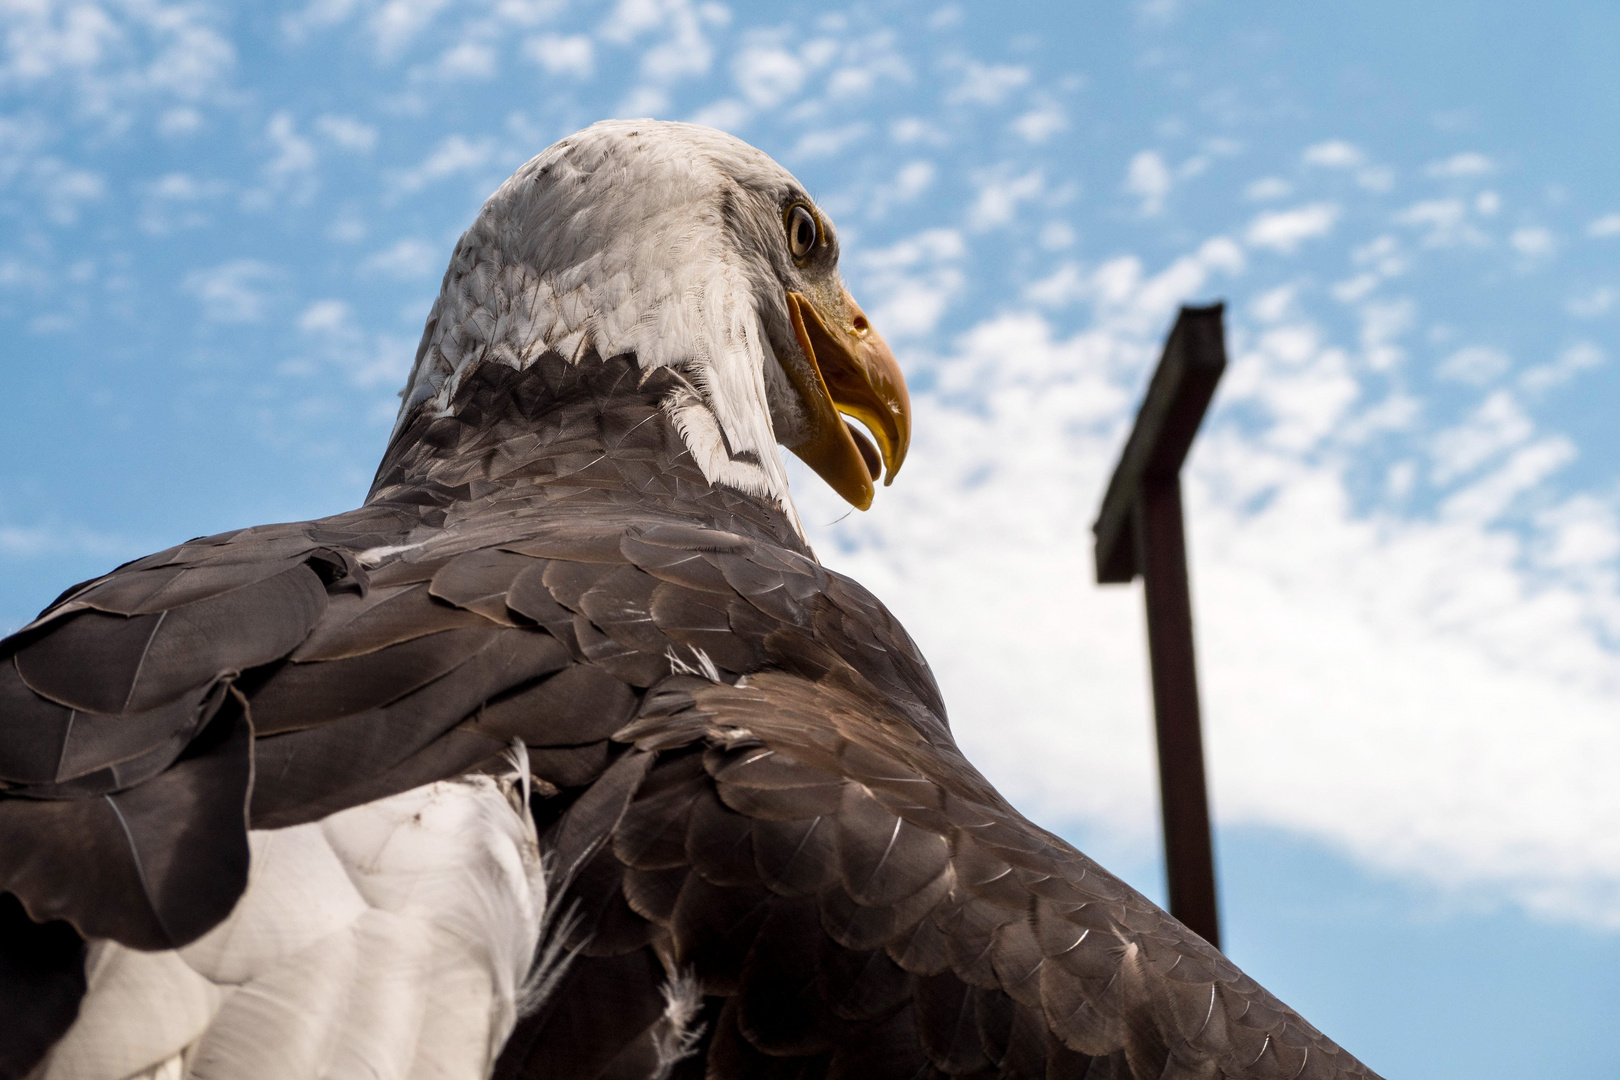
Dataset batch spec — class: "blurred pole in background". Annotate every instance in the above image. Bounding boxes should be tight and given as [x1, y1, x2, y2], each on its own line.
[1093, 304, 1227, 949]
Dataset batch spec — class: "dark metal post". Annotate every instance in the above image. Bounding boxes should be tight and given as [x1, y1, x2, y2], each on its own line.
[1093, 304, 1226, 949]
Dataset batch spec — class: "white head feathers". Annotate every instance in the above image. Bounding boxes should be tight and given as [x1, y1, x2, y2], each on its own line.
[394, 119, 835, 520]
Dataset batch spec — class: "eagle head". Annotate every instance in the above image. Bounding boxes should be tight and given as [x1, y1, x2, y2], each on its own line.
[393, 119, 912, 523]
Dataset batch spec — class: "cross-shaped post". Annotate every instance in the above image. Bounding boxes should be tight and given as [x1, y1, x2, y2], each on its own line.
[1093, 303, 1227, 949]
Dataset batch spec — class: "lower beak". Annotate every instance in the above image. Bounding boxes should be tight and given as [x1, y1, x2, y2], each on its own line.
[783, 290, 912, 511]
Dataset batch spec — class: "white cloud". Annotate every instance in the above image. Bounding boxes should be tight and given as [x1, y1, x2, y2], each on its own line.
[853, 228, 965, 339]
[1334, 238, 1407, 306]
[1331, 274, 1377, 303]
[1013, 105, 1065, 143]
[1430, 390, 1533, 483]
[391, 134, 494, 193]
[824, 66, 872, 98]
[1123, 150, 1171, 216]
[525, 34, 594, 77]
[327, 212, 368, 243]
[1521, 342, 1604, 393]
[790, 123, 868, 159]
[1024, 238, 1242, 336]
[944, 59, 1029, 105]
[1249, 284, 1297, 324]
[861, 158, 937, 218]
[1439, 436, 1575, 524]
[1437, 345, 1511, 386]
[733, 44, 804, 106]
[282, 0, 364, 42]
[257, 111, 318, 205]
[139, 171, 227, 233]
[1587, 213, 1620, 238]
[890, 116, 945, 145]
[1356, 169, 1396, 197]
[1565, 287, 1616, 318]
[1534, 495, 1620, 571]
[147, 172, 212, 200]
[1355, 297, 1414, 371]
[489, 0, 565, 26]
[968, 168, 1043, 230]
[685, 97, 748, 130]
[1427, 151, 1494, 178]
[1302, 139, 1363, 168]
[29, 158, 106, 225]
[370, 0, 452, 56]
[291, 299, 416, 389]
[1510, 226, 1556, 259]
[894, 160, 935, 201]
[1244, 203, 1340, 253]
[1396, 197, 1483, 247]
[314, 114, 378, 151]
[1039, 221, 1075, 250]
[361, 237, 442, 278]
[1244, 176, 1291, 201]
[615, 85, 668, 117]
[183, 259, 281, 322]
[158, 106, 203, 137]
[0, 521, 131, 563]
[298, 298, 353, 334]
[431, 40, 498, 81]
[0, 0, 234, 126]
[600, 0, 726, 89]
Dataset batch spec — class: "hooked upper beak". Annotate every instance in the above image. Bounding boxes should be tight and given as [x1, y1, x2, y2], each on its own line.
[783, 289, 911, 511]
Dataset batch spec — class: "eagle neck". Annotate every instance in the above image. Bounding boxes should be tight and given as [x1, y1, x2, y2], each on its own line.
[365, 350, 811, 555]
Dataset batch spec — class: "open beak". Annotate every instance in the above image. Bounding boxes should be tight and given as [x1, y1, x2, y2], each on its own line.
[783, 289, 911, 510]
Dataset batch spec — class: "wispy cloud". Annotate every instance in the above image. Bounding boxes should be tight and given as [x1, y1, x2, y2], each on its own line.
[315, 114, 378, 151]
[944, 59, 1029, 105]
[1245, 202, 1340, 253]
[968, 168, 1043, 230]
[1303, 139, 1363, 168]
[389, 134, 494, 194]
[0, 0, 235, 122]
[361, 237, 442, 278]
[1510, 226, 1556, 259]
[1588, 213, 1620, 238]
[182, 259, 282, 322]
[1124, 150, 1171, 216]
[524, 33, 594, 78]
[1427, 151, 1494, 178]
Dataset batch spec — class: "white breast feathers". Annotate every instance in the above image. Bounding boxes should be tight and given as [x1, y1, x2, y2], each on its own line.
[33, 773, 547, 1080]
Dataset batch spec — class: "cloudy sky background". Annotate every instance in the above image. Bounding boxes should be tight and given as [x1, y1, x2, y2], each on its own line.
[3, 0, 1618, 1073]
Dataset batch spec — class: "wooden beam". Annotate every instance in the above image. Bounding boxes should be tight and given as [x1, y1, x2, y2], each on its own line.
[1092, 303, 1226, 949]
[1093, 304, 1227, 584]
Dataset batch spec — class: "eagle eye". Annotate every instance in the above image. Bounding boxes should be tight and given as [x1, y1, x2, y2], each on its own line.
[786, 204, 818, 259]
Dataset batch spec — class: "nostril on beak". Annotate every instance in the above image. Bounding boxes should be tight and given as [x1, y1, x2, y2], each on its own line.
[852, 315, 869, 333]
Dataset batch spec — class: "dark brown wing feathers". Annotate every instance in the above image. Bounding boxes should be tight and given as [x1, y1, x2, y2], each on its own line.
[0, 351, 1378, 1079]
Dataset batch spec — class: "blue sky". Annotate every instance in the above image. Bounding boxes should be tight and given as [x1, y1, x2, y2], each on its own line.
[3, 0, 1619, 1073]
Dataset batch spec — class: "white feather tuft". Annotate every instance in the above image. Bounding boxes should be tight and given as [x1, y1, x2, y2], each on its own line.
[650, 971, 706, 1080]
[665, 645, 722, 683]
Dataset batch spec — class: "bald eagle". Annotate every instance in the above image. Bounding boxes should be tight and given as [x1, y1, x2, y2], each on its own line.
[0, 121, 1380, 1080]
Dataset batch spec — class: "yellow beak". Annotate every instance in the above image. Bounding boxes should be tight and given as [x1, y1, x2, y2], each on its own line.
[783, 289, 911, 510]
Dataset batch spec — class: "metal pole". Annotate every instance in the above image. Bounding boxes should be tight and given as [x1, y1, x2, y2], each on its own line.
[1093, 303, 1226, 948]
[1134, 478, 1219, 947]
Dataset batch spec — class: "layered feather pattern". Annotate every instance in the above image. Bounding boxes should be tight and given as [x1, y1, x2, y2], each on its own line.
[2, 347, 1381, 1079]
